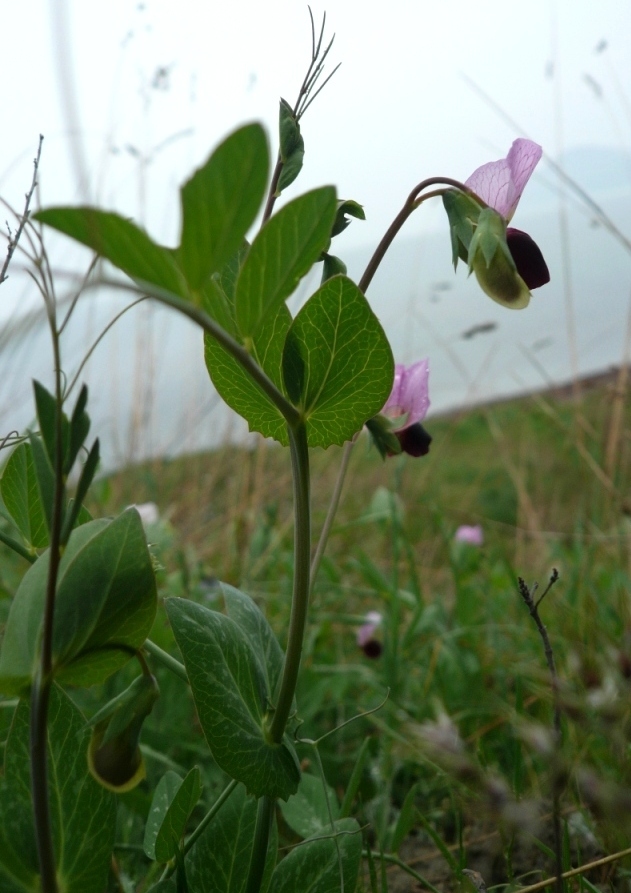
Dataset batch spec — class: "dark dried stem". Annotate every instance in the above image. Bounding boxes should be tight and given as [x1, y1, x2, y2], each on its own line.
[518, 570, 562, 893]
[1, 135, 44, 284]
[30, 298, 65, 893]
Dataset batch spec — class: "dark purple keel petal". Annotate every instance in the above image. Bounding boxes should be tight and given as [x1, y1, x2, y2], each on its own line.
[396, 423, 432, 457]
[361, 639, 383, 659]
[506, 227, 550, 289]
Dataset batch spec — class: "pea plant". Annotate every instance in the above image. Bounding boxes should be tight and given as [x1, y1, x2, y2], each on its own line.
[0, 17, 548, 893]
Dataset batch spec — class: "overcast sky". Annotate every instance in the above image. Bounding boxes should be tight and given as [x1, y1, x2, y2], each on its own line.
[1, 1, 630, 463]
[2, 0, 630, 260]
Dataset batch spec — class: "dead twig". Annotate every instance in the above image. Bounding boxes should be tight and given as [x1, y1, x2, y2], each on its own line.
[1, 135, 44, 284]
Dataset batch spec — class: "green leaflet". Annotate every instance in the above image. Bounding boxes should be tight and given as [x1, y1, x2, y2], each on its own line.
[0, 686, 116, 893]
[178, 124, 269, 292]
[235, 187, 336, 338]
[0, 511, 157, 695]
[166, 597, 300, 801]
[282, 275, 394, 447]
[269, 818, 362, 893]
[144, 768, 202, 863]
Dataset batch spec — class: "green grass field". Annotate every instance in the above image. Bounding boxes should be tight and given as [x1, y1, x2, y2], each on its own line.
[1, 370, 630, 891]
[65, 369, 629, 890]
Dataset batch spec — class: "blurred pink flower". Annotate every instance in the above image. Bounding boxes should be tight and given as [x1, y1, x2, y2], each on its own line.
[454, 524, 484, 546]
[382, 360, 432, 457]
[465, 139, 549, 290]
[356, 611, 383, 658]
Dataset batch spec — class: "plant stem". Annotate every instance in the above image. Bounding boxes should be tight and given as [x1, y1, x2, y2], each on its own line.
[518, 572, 562, 893]
[311, 177, 473, 584]
[30, 678, 57, 892]
[143, 639, 188, 683]
[310, 437, 354, 587]
[183, 779, 239, 857]
[358, 176, 470, 294]
[240, 422, 309, 893]
[0, 529, 36, 563]
[269, 421, 310, 743]
[363, 851, 442, 893]
[31, 297, 66, 893]
[244, 796, 275, 893]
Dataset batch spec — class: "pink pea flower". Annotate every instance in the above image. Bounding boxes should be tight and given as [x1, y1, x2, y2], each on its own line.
[356, 611, 383, 659]
[382, 359, 432, 457]
[454, 524, 484, 546]
[465, 139, 549, 290]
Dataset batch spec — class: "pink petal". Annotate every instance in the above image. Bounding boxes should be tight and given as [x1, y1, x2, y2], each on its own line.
[454, 524, 484, 546]
[356, 611, 383, 646]
[383, 359, 430, 429]
[465, 139, 542, 221]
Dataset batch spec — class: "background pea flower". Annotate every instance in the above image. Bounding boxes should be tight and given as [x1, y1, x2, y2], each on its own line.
[356, 611, 383, 658]
[454, 524, 484, 546]
[381, 359, 432, 457]
[465, 138, 550, 292]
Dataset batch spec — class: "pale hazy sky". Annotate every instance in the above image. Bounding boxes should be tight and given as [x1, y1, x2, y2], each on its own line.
[2, 0, 630, 263]
[1, 0, 631, 464]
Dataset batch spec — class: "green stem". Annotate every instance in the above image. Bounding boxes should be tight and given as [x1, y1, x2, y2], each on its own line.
[310, 438, 354, 589]
[311, 177, 474, 586]
[358, 176, 472, 294]
[143, 639, 188, 683]
[0, 529, 35, 563]
[244, 796, 275, 893]
[183, 779, 239, 857]
[240, 422, 309, 893]
[363, 852, 442, 893]
[157, 778, 240, 880]
[31, 307, 66, 893]
[269, 421, 310, 743]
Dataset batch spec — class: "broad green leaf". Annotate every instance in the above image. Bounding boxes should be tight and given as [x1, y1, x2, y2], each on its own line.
[221, 583, 284, 700]
[280, 773, 340, 840]
[178, 124, 268, 292]
[282, 275, 394, 447]
[27, 433, 54, 535]
[0, 686, 116, 893]
[269, 818, 362, 893]
[204, 303, 292, 445]
[184, 785, 277, 893]
[144, 768, 202, 862]
[53, 509, 155, 670]
[166, 598, 300, 800]
[34, 207, 188, 298]
[0, 511, 156, 695]
[235, 187, 336, 338]
[202, 278, 238, 336]
[1, 443, 49, 550]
